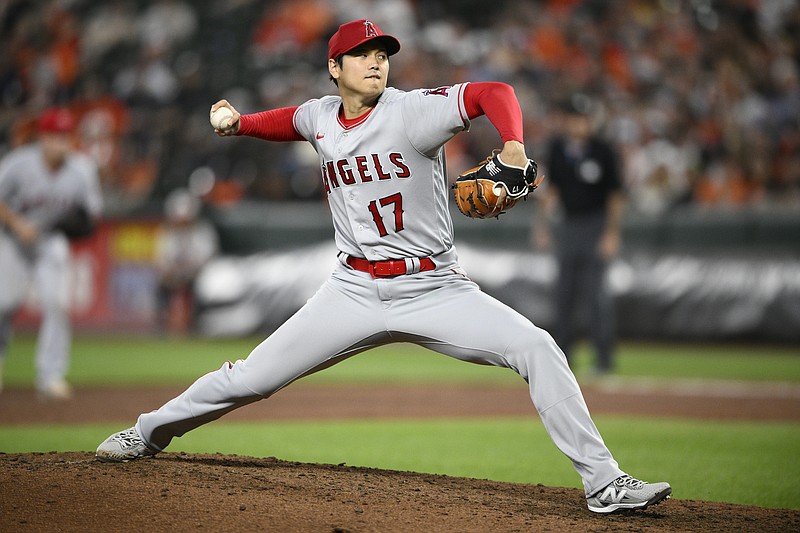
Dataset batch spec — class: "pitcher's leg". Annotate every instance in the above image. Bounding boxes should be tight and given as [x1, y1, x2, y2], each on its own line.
[395, 276, 623, 494]
[137, 270, 386, 451]
[137, 358, 262, 450]
[504, 333, 623, 495]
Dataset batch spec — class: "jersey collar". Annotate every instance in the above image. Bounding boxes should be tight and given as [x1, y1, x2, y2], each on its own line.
[337, 104, 375, 130]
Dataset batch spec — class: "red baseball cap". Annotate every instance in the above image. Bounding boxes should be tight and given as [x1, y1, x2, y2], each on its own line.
[328, 19, 400, 60]
[38, 107, 76, 134]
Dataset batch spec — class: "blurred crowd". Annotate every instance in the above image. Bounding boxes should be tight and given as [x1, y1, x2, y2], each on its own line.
[1, 0, 798, 216]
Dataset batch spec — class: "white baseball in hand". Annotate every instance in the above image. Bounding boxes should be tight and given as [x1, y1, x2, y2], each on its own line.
[210, 107, 234, 130]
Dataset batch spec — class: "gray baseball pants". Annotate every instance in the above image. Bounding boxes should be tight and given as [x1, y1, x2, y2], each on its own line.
[136, 260, 624, 496]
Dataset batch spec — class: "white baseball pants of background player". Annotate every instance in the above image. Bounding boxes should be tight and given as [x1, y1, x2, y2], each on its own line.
[136, 255, 626, 497]
[0, 232, 72, 390]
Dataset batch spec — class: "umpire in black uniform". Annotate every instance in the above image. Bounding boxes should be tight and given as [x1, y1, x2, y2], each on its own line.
[533, 94, 624, 375]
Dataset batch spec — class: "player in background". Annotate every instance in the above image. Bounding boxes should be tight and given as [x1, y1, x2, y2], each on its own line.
[533, 95, 625, 375]
[96, 20, 670, 514]
[0, 107, 103, 400]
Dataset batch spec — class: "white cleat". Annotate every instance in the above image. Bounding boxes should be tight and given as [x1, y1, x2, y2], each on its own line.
[96, 427, 158, 462]
[587, 474, 671, 514]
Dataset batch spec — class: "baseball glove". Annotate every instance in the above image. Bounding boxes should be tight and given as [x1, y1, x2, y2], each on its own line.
[53, 206, 95, 240]
[452, 152, 543, 219]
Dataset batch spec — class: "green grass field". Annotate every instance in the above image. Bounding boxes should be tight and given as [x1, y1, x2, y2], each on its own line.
[1, 335, 799, 509]
[4, 335, 799, 386]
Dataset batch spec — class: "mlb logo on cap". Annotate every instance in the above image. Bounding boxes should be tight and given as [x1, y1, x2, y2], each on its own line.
[328, 19, 401, 59]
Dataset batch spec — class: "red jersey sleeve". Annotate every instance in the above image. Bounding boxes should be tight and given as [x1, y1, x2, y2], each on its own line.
[237, 106, 305, 142]
[463, 82, 524, 144]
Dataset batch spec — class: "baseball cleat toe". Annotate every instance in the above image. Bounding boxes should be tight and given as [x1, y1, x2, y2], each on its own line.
[96, 427, 158, 462]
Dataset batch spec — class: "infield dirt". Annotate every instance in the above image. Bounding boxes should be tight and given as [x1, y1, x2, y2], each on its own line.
[1, 381, 799, 532]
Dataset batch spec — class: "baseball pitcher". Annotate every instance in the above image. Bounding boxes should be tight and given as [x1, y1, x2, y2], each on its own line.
[96, 20, 670, 514]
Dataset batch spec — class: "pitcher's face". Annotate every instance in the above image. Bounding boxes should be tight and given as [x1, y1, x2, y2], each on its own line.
[330, 45, 389, 100]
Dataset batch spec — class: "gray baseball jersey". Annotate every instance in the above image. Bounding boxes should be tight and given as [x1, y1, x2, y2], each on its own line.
[134, 86, 625, 496]
[0, 144, 102, 231]
[294, 85, 464, 261]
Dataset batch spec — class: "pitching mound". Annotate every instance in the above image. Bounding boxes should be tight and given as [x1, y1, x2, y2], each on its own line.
[2, 452, 798, 532]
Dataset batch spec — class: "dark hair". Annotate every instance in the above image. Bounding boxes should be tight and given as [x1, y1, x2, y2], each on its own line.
[329, 55, 344, 86]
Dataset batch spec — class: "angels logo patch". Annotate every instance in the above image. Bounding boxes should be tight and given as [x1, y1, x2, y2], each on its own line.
[422, 86, 451, 97]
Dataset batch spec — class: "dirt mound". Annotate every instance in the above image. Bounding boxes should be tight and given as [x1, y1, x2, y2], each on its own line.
[2, 452, 798, 532]
[3, 381, 799, 531]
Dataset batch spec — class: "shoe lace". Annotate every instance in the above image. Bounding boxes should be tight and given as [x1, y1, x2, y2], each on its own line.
[616, 475, 646, 489]
[112, 429, 143, 448]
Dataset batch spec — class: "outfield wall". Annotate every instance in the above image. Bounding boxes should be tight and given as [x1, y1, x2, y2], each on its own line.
[194, 202, 800, 342]
[13, 202, 800, 341]
[205, 201, 800, 256]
